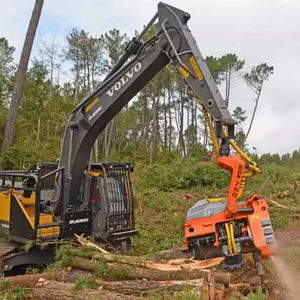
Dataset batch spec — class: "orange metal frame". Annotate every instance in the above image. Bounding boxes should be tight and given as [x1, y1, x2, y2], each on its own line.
[184, 154, 277, 258]
[184, 196, 276, 258]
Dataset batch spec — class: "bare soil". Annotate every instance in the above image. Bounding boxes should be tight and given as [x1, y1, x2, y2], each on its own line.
[275, 220, 300, 247]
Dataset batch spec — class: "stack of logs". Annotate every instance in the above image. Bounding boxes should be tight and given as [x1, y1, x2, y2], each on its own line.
[1, 236, 236, 299]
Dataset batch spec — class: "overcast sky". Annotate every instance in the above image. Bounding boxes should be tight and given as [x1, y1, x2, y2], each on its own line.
[0, 0, 299, 155]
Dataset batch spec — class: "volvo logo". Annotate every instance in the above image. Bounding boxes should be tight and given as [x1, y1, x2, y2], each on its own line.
[106, 62, 142, 97]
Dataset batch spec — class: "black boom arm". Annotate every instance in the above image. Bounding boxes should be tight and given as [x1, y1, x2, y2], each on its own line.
[57, 2, 234, 212]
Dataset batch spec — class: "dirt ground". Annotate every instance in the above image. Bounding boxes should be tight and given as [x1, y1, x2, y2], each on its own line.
[271, 221, 300, 299]
[276, 220, 300, 247]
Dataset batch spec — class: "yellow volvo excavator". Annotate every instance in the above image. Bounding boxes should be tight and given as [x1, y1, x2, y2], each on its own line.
[0, 2, 276, 274]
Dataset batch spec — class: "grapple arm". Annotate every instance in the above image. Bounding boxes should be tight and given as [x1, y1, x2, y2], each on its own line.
[57, 2, 235, 214]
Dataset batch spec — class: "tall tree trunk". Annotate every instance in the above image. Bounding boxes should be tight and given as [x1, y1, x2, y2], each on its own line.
[105, 119, 114, 158]
[244, 86, 263, 142]
[163, 92, 167, 149]
[93, 139, 99, 162]
[168, 88, 172, 153]
[103, 126, 108, 158]
[203, 124, 208, 150]
[178, 85, 185, 156]
[186, 98, 190, 156]
[74, 58, 80, 103]
[36, 117, 41, 143]
[1, 0, 44, 154]
[149, 95, 158, 164]
[225, 68, 232, 107]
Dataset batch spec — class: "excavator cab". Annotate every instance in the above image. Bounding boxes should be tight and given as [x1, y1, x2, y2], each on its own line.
[81, 162, 137, 251]
[33, 162, 137, 250]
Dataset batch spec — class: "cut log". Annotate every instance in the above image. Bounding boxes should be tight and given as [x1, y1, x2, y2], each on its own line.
[99, 279, 203, 296]
[68, 246, 224, 271]
[149, 257, 225, 271]
[209, 272, 216, 300]
[0, 271, 65, 288]
[66, 248, 150, 268]
[147, 247, 192, 261]
[70, 257, 231, 286]
[33, 280, 136, 300]
[200, 277, 209, 300]
[215, 283, 225, 300]
[68, 247, 224, 272]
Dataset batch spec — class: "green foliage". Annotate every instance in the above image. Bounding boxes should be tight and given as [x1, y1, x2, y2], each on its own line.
[22, 240, 35, 252]
[206, 56, 224, 84]
[149, 284, 199, 300]
[244, 64, 274, 93]
[73, 276, 99, 291]
[231, 287, 266, 300]
[95, 257, 129, 280]
[206, 53, 245, 102]
[0, 280, 32, 300]
[131, 157, 231, 255]
[1, 59, 75, 169]
[102, 28, 128, 66]
[156, 285, 203, 300]
[135, 159, 228, 192]
[51, 244, 74, 269]
[0, 37, 15, 107]
[51, 244, 97, 270]
[66, 28, 105, 93]
[1, 281, 10, 290]
[246, 163, 300, 229]
[52, 245, 128, 280]
[233, 106, 247, 126]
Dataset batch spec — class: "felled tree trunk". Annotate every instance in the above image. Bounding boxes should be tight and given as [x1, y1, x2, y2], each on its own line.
[0, 271, 65, 288]
[67, 248, 150, 268]
[99, 279, 203, 296]
[33, 281, 135, 300]
[70, 257, 231, 286]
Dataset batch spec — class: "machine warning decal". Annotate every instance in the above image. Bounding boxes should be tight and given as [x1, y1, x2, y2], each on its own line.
[85, 97, 100, 112]
[179, 63, 190, 78]
[189, 56, 203, 80]
[250, 214, 260, 221]
[88, 105, 103, 121]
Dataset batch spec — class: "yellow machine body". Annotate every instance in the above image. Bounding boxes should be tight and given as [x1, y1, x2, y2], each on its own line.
[0, 190, 60, 240]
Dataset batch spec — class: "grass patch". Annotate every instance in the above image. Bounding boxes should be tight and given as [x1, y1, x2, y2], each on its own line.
[231, 287, 266, 300]
[0, 280, 32, 300]
[149, 285, 200, 300]
[73, 276, 99, 291]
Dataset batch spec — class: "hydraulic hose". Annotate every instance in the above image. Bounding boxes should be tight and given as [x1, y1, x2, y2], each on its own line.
[201, 104, 220, 156]
[223, 131, 262, 174]
[197, 98, 261, 201]
[225, 223, 233, 255]
[230, 223, 237, 254]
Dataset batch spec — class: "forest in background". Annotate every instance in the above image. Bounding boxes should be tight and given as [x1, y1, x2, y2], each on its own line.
[1, 26, 298, 170]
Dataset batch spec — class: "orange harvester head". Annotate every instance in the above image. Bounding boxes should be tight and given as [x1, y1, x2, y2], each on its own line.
[184, 154, 277, 273]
